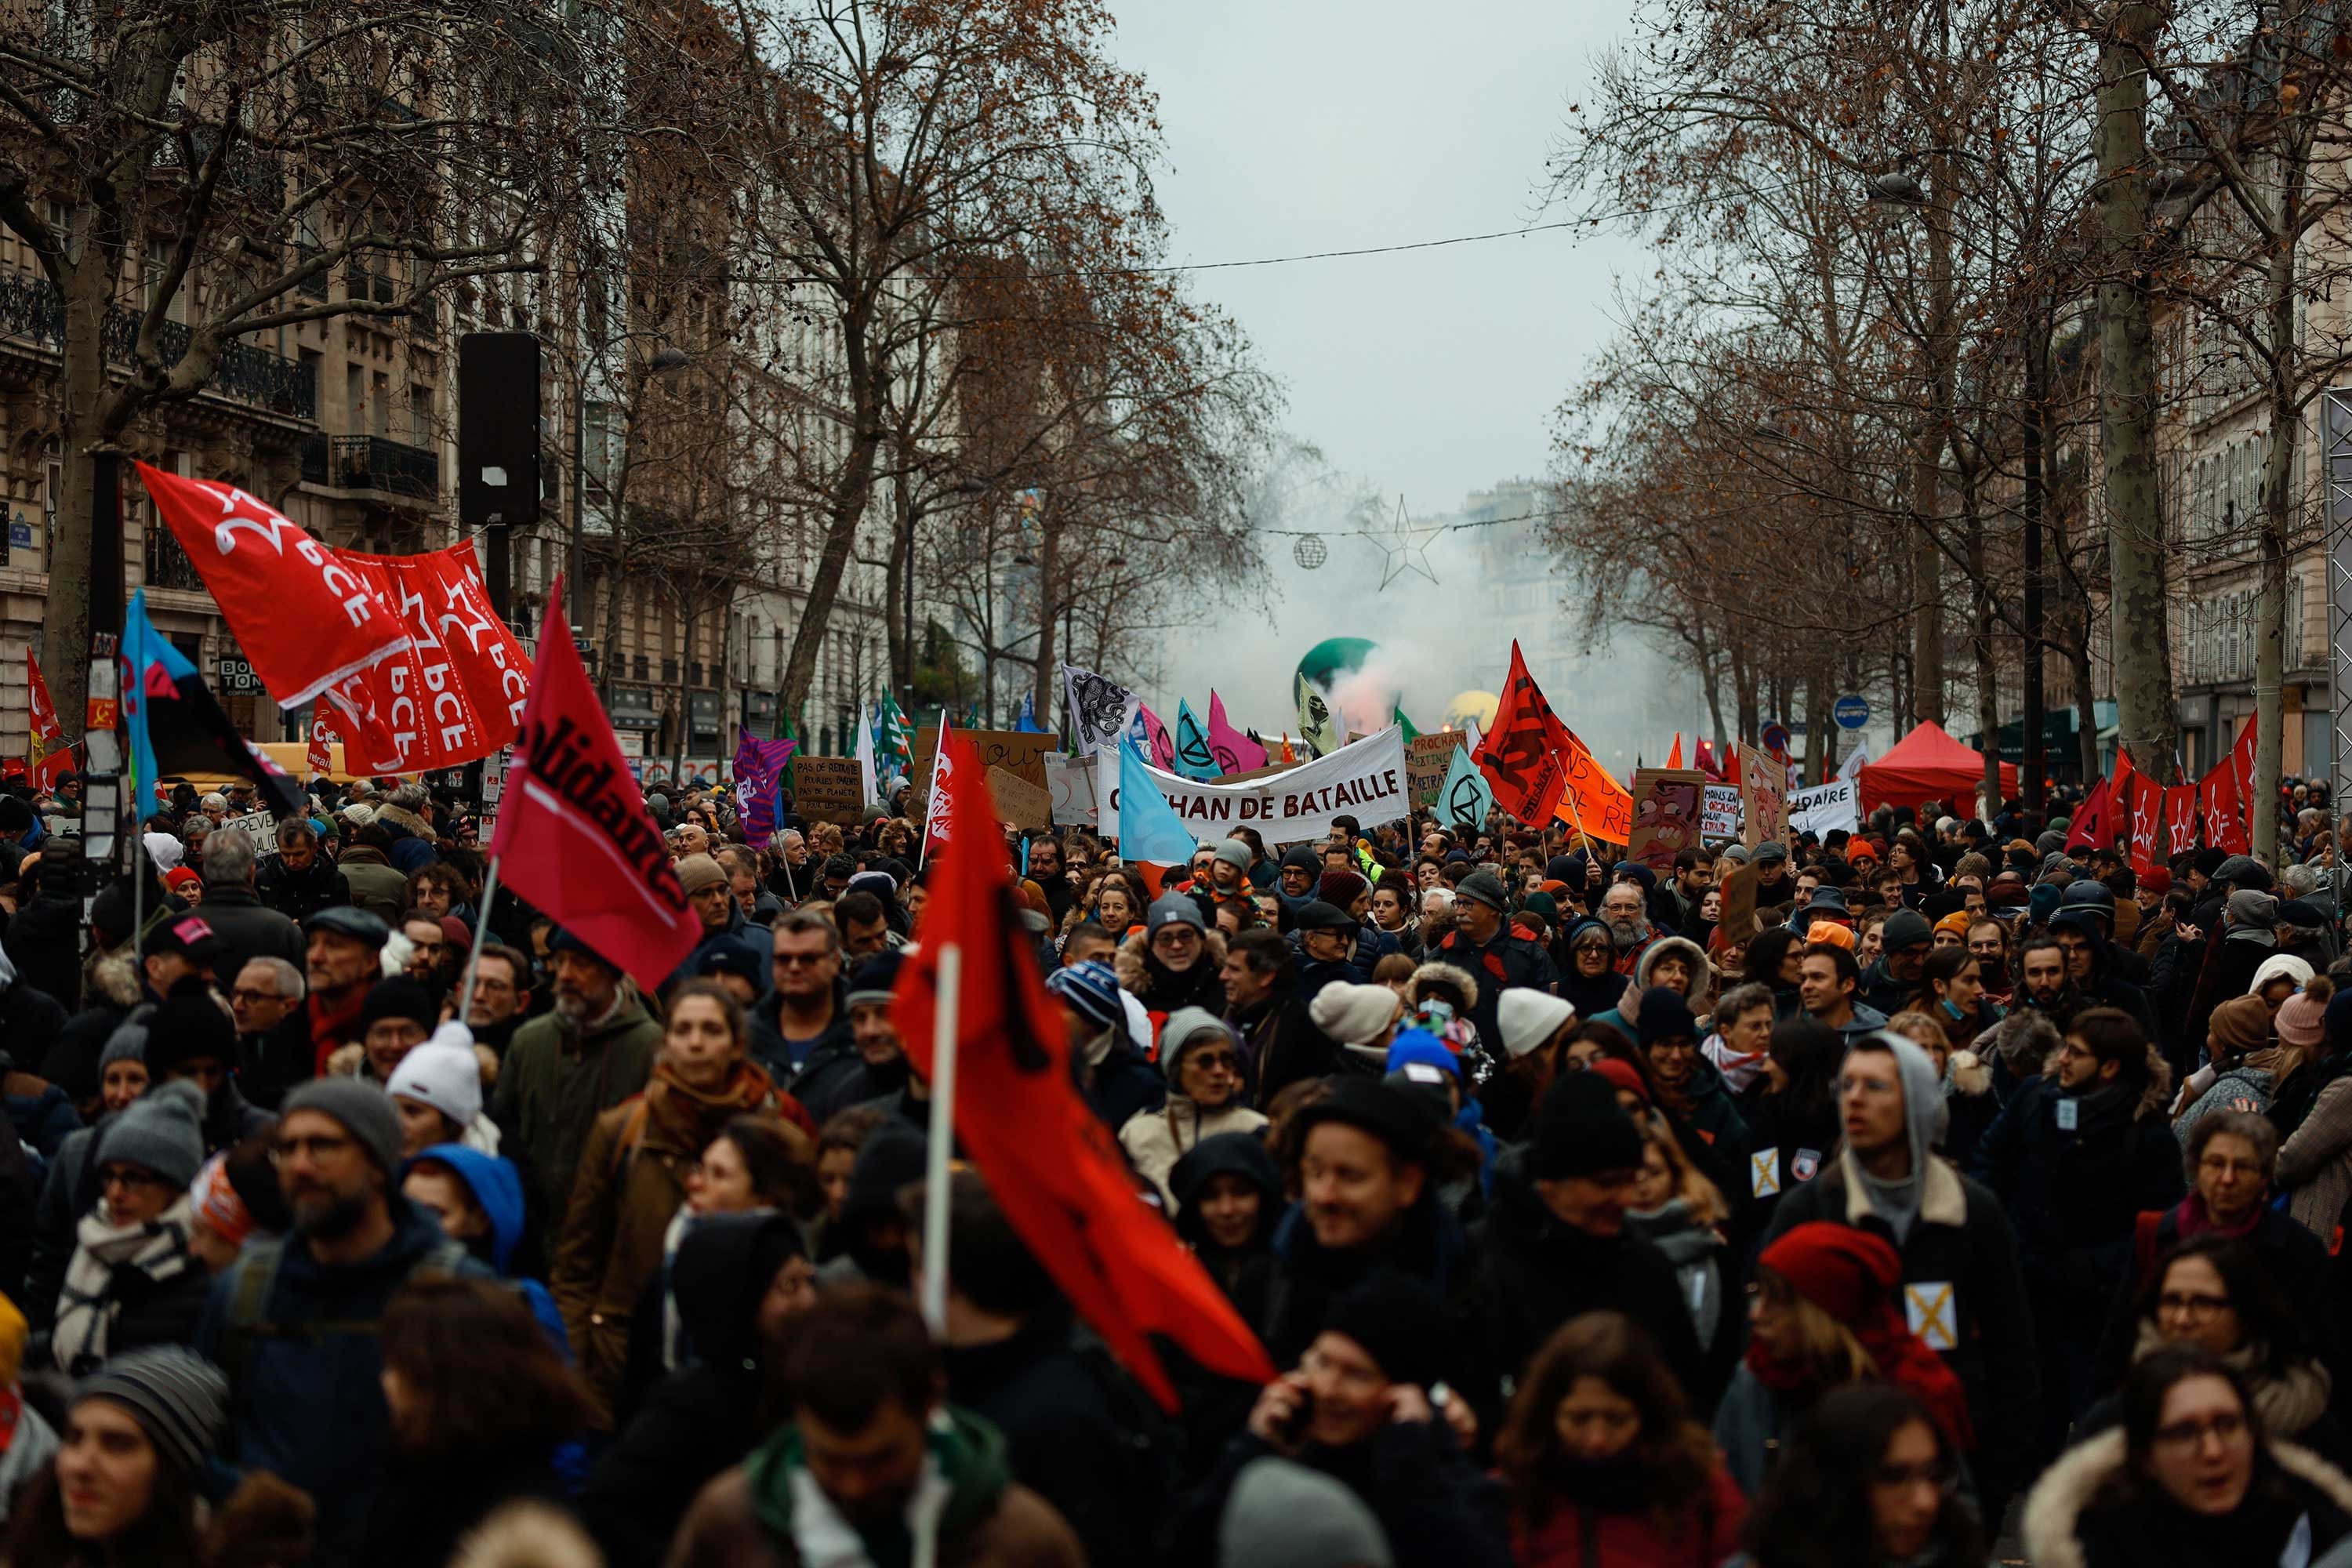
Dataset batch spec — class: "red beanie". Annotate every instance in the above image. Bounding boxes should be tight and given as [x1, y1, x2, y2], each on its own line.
[2141, 866, 2172, 895]
[1759, 1222, 1901, 1322]
[1317, 869, 1368, 906]
[1591, 1058, 1651, 1105]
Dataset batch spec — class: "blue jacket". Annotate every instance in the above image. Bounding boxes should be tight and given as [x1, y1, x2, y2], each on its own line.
[196, 1195, 491, 1561]
[411, 1142, 569, 1355]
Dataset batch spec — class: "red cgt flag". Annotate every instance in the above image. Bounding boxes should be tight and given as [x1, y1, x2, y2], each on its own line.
[2165, 785, 2198, 857]
[895, 735, 1277, 1409]
[26, 649, 68, 789]
[1475, 641, 1573, 825]
[488, 592, 697, 993]
[2127, 771, 2164, 876]
[314, 543, 531, 775]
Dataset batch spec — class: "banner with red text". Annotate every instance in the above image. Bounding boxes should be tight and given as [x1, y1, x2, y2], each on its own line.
[314, 543, 531, 775]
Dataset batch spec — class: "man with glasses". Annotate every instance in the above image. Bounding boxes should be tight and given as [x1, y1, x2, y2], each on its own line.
[198, 1077, 486, 1563]
[461, 942, 533, 1056]
[750, 910, 854, 1091]
[1128, 894, 1225, 1017]
[490, 927, 662, 1220]
[1764, 1029, 2038, 1522]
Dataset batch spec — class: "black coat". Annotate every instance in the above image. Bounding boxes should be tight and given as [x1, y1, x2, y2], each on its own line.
[1431, 925, 1558, 1054]
[255, 855, 352, 925]
[194, 881, 305, 994]
[2, 892, 84, 1014]
[1969, 1074, 2184, 1295]
[1083, 1041, 1166, 1133]
[943, 1318, 1145, 1568]
[1229, 988, 1341, 1104]
[359, 1446, 575, 1568]
[0, 985, 69, 1091]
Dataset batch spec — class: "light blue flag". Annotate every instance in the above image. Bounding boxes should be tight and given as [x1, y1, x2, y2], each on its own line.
[1436, 740, 1495, 830]
[1014, 691, 1047, 733]
[1117, 735, 1197, 864]
[1171, 699, 1222, 781]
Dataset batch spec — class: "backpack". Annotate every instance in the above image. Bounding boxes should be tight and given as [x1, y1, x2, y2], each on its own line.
[215, 1232, 473, 1388]
[2174, 1065, 2276, 1142]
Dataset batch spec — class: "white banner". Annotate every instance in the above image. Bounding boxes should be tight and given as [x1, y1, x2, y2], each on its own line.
[1788, 775, 1860, 837]
[1104, 725, 1409, 841]
[1701, 783, 1740, 837]
[1047, 753, 1098, 826]
[1838, 739, 1871, 782]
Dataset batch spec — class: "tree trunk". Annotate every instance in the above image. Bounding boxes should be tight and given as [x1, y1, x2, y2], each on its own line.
[884, 464, 912, 697]
[1971, 499, 2000, 818]
[2022, 332, 2049, 807]
[781, 371, 884, 713]
[2098, 0, 2183, 772]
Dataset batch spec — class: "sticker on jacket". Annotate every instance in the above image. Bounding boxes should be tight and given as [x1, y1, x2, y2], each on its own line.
[1750, 1149, 1780, 1198]
[1906, 1282, 1957, 1351]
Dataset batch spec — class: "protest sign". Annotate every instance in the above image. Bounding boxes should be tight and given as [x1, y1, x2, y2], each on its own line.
[1046, 753, 1098, 827]
[1737, 742, 1787, 850]
[1627, 768, 1706, 875]
[1787, 775, 1860, 837]
[223, 808, 280, 859]
[794, 756, 868, 823]
[1556, 729, 1632, 843]
[987, 765, 1052, 831]
[912, 728, 1055, 790]
[1701, 784, 1740, 838]
[1407, 733, 1459, 806]
[1105, 725, 1408, 841]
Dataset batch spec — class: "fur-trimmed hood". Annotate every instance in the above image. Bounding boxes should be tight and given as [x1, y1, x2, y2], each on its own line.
[2023, 1427, 2352, 1568]
[1408, 960, 1479, 1011]
[1947, 1047, 1993, 1098]
[373, 801, 434, 840]
[445, 1503, 603, 1568]
[1635, 934, 1713, 1003]
[1113, 926, 1229, 994]
[84, 949, 142, 1010]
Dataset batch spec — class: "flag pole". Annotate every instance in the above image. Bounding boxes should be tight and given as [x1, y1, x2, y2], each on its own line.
[919, 941, 961, 1334]
[452, 854, 504, 1025]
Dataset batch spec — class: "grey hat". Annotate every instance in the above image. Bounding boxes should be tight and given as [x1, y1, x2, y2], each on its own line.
[1453, 870, 1512, 913]
[1159, 1007, 1239, 1084]
[97, 1079, 205, 1189]
[302, 905, 390, 949]
[281, 1076, 402, 1174]
[99, 1007, 154, 1072]
[1880, 909, 1934, 952]
[1803, 886, 1850, 914]
[74, 1347, 228, 1474]
[1752, 840, 1790, 866]
[1212, 839, 1253, 872]
[2215, 855, 2274, 892]
[2227, 888, 2281, 927]
[1146, 891, 1207, 939]
[1220, 1456, 1393, 1568]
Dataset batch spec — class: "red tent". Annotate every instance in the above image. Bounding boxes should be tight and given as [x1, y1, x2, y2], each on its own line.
[1858, 721, 2019, 812]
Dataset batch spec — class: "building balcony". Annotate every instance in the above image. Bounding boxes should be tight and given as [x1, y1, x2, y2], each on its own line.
[143, 525, 207, 593]
[301, 433, 440, 502]
[0, 269, 316, 420]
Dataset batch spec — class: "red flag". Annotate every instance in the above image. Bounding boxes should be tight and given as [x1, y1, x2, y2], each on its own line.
[1476, 641, 1575, 824]
[26, 650, 68, 789]
[895, 739, 1276, 1408]
[2229, 719, 2258, 830]
[2065, 775, 2114, 852]
[307, 710, 336, 777]
[2127, 772, 2164, 876]
[1666, 733, 1684, 769]
[488, 591, 697, 992]
[2165, 786, 2197, 856]
[1693, 739, 1723, 782]
[317, 543, 530, 775]
[2109, 748, 2137, 839]
[136, 462, 412, 705]
[2200, 764, 2242, 853]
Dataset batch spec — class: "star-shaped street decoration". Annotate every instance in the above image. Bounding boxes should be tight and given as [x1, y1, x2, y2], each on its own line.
[1372, 495, 1440, 590]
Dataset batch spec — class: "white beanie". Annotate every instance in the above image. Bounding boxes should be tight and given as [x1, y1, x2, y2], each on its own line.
[385, 1036, 482, 1129]
[1308, 982, 1403, 1048]
[1495, 989, 1577, 1059]
[143, 831, 184, 871]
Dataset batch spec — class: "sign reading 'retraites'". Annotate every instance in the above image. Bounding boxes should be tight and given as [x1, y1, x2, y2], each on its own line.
[1102, 726, 1409, 839]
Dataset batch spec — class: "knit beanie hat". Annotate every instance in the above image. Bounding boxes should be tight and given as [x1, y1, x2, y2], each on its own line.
[1212, 840, 1253, 873]
[187, 1152, 259, 1252]
[1527, 1070, 1646, 1182]
[1592, 1057, 1650, 1105]
[1383, 1028, 1461, 1082]
[1308, 982, 1402, 1047]
[1494, 989, 1574, 1059]
[1316, 869, 1367, 908]
[360, 978, 439, 1036]
[2027, 883, 2061, 924]
[1219, 1457, 1394, 1568]
[2278, 982, 2332, 1051]
[1881, 910, 1933, 953]
[2207, 995, 2272, 1058]
[1146, 891, 1207, 939]
[1758, 1221, 1902, 1325]
[281, 1076, 403, 1174]
[385, 1040, 483, 1130]
[1290, 1077, 1443, 1167]
[1279, 845, 1321, 874]
[845, 952, 904, 1008]
[74, 1347, 227, 1473]
[99, 1010, 151, 1072]
[141, 831, 183, 871]
[1160, 1007, 1238, 1083]
[1044, 961, 1123, 1031]
[2141, 866, 2172, 895]
[97, 1079, 205, 1190]
[1316, 1270, 1452, 1390]
[1635, 987, 1697, 1047]
[143, 982, 235, 1082]
[1453, 871, 1511, 913]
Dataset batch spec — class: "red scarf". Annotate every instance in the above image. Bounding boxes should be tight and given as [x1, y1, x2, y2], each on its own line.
[308, 988, 367, 1076]
[1744, 1306, 1976, 1450]
[2173, 1192, 2263, 1243]
[637, 1056, 779, 1157]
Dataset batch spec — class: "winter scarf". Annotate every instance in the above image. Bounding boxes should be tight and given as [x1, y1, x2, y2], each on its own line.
[746, 1406, 1011, 1568]
[1701, 1032, 1771, 1094]
[51, 1195, 197, 1374]
[2130, 1318, 2332, 1440]
[1629, 1198, 1725, 1351]
[637, 1056, 776, 1160]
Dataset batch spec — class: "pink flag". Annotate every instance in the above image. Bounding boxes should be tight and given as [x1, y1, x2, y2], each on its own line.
[1137, 703, 1176, 771]
[1206, 692, 1269, 775]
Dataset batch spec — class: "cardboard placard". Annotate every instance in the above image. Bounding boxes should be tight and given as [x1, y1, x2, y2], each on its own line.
[1701, 783, 1740, 837]
[912, 728, 1054, 790]
[1406, 732, 1459, 806]
[1716, 862, 1761, 947]
[1047, 754, 1098, 827]
[1737, 742, 1787, 851]
[1626, 768, 1706, 877]
[985, 764, 1052, 831]
[793, 756, 868, 823]
[223, 808, 280, 859]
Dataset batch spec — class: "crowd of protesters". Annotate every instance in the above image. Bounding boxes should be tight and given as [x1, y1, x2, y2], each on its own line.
[0, 755, 2337, 1566]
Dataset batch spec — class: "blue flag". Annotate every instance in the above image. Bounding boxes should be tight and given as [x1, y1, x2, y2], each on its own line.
[1436, 740, 1495, 831]
[1117, 735, 1197, 864]
[123, 589, 303, 818]
[1172, 699, 1222, 782]
[1014, 691, 1046, 733]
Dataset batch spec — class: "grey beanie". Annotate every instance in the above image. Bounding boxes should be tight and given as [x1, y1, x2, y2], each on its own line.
[2228, 888, 2281, 927]
[99, 1006, 154, 1072]
[281, 1076, 403, 1174]
[1146, 891, 1208, 938]
[96, 1079, 205, 1189]
[1159, 1007, 1238, 1084]
[1212, 839, 1253, 872]
[1453, 870, 1512, 913]
[1218, 1456, 1393, 1568]
[74, 1346, 228, 1473]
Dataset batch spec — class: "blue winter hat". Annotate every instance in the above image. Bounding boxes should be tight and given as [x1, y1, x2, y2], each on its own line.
[1384, 1028, 1461, 1081]
[1046, 960, 1123, 1030]
[2027, 883, 2062, 924]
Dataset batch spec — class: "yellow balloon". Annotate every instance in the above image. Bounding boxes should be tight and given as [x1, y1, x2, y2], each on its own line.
[1443, 690, 1499, 732]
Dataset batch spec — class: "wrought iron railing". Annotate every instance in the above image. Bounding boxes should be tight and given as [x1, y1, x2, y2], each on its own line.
[143, 525, 206, 592]
[0, 269, 315, 419]
[300, 433, 438, 499]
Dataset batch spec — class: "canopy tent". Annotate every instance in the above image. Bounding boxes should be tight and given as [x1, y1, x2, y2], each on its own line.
[1859, 720, 2019, 813]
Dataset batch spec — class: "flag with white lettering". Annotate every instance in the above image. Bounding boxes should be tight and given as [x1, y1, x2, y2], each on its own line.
[489, 592, 696, 990]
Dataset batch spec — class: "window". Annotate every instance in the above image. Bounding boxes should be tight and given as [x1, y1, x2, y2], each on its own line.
[583, 401, 619, 491]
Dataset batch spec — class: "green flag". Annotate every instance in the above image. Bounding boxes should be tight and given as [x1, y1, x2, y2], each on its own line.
[777, 709, 800, 786]
[1392, 704, 1420, 742]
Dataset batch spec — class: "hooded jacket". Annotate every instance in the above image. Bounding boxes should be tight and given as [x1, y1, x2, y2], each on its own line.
[412, 1142, 568, 1349]
[2023, 1427, 2352, 1568]
[336, 844, 408, 925]
[492, 990, 664, 1222]
[1114, 927, 1229, 1020]
[666, 1406, 1083, 1568]
[1116, 1014, 1266, 1208]
[1554, 918, 1629, 1022]
[1169, 1133, 1282, 1328]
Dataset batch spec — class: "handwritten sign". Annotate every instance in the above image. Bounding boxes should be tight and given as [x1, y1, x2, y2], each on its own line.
[1701, 783, 1740, 838]
[1406, 732, 1459, 807]
[793, 756, 868, 824]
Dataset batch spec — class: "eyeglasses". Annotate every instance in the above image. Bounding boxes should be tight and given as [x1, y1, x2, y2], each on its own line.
[99, 1166, 169, 1191]
[773, 951, 833, 968]
[1152, 927, 1200, 944]
[229, 986, 281, 1007]
[2157, 1290, 2233, 1323]
[1185, 1051, 1241, 1073]
[2154, 1411, 2249, 1452]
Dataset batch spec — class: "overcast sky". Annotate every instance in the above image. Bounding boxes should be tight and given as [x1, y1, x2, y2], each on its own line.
[1118, 0, 1646, 515]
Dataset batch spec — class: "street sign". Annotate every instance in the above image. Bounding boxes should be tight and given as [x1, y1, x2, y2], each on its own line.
[1833, 695, 1869, 731]
[1760, 720, 1791, 756]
